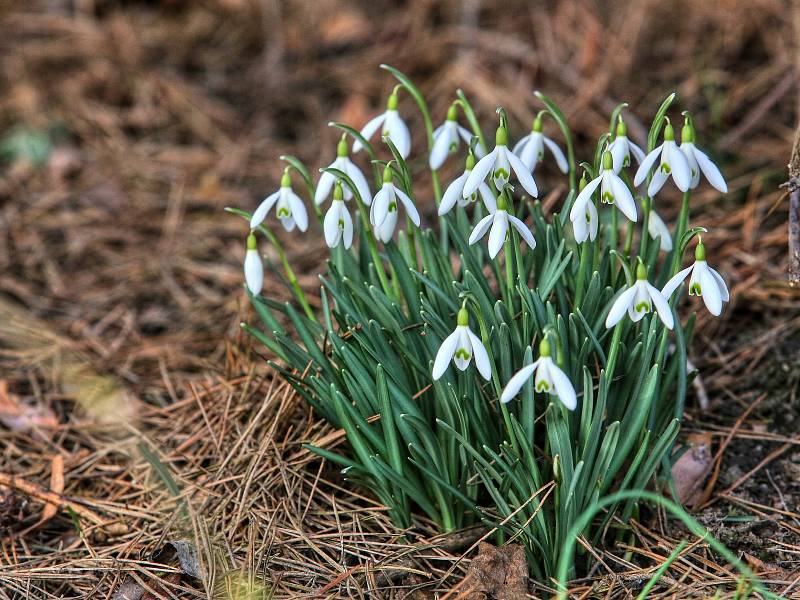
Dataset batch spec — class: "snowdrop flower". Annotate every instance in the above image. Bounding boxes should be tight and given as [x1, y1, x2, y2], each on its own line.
[322, 182, 354, 249]
[679, 118, 727, 193]
[512, 113, 568, 174]
[315, 135, 372, 205]
[429, 104, 478, 170]
[501, 338, 577, 411]
[250, 170, 309, 233]
[463, 123, 539, 199]
[633, 121, 691, 196]
[571, 175, 599, 243]
[370, 165, 421, 243]
[570, 151, 637, 225]
[606, 262, 674, 329]
[608, 118, 645, 173]
[244, 232, 263, 295]
[646, 207, 673, 251]
[438, 152, 497, 216]
[662, 241, 729, 316]
[432, 306, 491, 380]
[468, 193, 536, 259]
[352, 89, 410, 159]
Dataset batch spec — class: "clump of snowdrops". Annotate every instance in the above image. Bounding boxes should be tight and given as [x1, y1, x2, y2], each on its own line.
[229, 65, 749, 587]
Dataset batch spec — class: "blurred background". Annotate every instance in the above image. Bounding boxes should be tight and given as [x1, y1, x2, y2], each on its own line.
[0, 1, 798, 597]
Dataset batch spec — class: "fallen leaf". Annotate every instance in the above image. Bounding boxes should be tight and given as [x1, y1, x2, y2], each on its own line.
[464, 542, 527, 600]
[0, 380, 58, 438]
[672, 432, 713, 507]
[41, 454, 65, 522]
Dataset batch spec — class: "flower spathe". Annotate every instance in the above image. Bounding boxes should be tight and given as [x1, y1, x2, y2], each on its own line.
[662, 241, 729, 315]
[512, 114, 568, 174]
[432, 307, 491, 380]
[315, 136, 372, 205]
[370, 166, 421, 243]
[679, 120, 728, 193]
[468, 193, 536, 259]
[438, 152, 497, 215]
[501, 338, 577, 410]
[570, 151, 638, 226]
[608, 119, 645, 173]
[463, 125, 539, 199]
[244, 233, 263, 295]
[251, 170, 309, 232]
[322, 182, 354, 249]
[634, 122, 691, 196]
[353, 91, 411, 159]
[606, 262, 674, 329]
[429, 104, 481, 170]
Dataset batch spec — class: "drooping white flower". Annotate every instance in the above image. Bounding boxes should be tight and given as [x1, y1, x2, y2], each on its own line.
[315, 135, 372, 205]
[633, 122, 691, 196]
[501, 338, 577, 410]
[468, 193, 536, 259]
[570, 151, 638, 225]
[679, 119, 727, 193]
[244, 232, 263, 295]
[370, 165, 421, 243]
[608, 118, 645, 173]
[322, 182, 354, 249]
[572, 192, 599, 243]
[429, 104, 481, 170]
[661, 241, 729, 316]
[352, 90, 410, 159]
[251, 170, 309, 233]
[646, 207, 673, 251]
[432, 307, 491, 380]
[438, 152, 497, 216]
[512, 114, 568, 174]
[605, 262, 674, 329]
[463, 124, 539, 198]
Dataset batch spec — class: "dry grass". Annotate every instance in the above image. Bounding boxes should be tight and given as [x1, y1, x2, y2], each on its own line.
[0, 0, 799, 597]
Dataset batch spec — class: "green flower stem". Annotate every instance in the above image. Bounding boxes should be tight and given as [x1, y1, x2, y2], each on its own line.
[669, 191, 691, 277]
[638, 195, 651, 260]
[504, 238, 515, 305]
[574, 241, 590, 307]
[405, 214, 419, 271]
[610, 210, 619, 286]
[263, 227, 316, 320]
[355, 203, 393, 298]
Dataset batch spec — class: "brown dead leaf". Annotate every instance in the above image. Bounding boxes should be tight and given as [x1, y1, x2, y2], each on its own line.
[464, 542, 527, 600]
[41, 454, 65, 522]
[0, 380, 59, 437]
[672, 432, 713, 507]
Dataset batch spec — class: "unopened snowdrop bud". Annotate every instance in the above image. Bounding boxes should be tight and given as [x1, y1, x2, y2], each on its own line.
[244, 232, 263, 295]
[634, 121, 692, 196]
[500, 336, 577, 410]
[570, 151, 637, 226]
[608, 117, 645, 173]
[661, 240, 729, 315]
[513, 113, 568, 174]
[323, 181, 353, 249]
[429, 102, 477, 170]
[251, 169, 309, 233]
[370, 164, 421, 243]
[679, 115, 728, 193]
[353, 88, 411, 159]
[315, 134, 372, 205]
[432, 306, 492, 381]
[438, 150, 496, 215]
[605, 261, 674, 329]
[468, 191, 536, 258]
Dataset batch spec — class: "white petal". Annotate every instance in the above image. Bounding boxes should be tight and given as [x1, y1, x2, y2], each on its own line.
[439, 172, 468, 215]
[569, 175, 602, 222]
[629, 140, 646, 164]
[680, 144, 700, 189]
[453, 328, 472, 371]
[647, 209, 672, 251]
[281, 215, 296, 232]
[467, 329, 492, 380]
[487, 213, 508, 258]
[709, 266, 729, 301]
[429, 126, 452, 170]
[605, 285, 638, 328]
[314, 166, 337, 205]
[344, 158, 372, 205]
[385, 111, 411, 159]
[692, 146, 728, 193]
[549, 363, 577, 410]
[500, 361, 540, 403]
[572, 209, 588, 243]
[394, 187, 420, 226]
[287, 191, 308, 232]
[250, 190, 280, 228]
[519, 134, 541, 172]
[646, 283, 674, 329]
[666, 142, 691, 192]
[587, 201, 599, 241]
[634, 144, 663, 187]
[609, 138, 626, 173]
[370, 185, 391, 227]
[432, 329, 460, 380]
[647, 167, 669, 197]
[512, 133, 530, 156]
[505, 147, 539, 197]
[661, 264, 694, 299]
[478, 183, 497, 212]
[469, 214, 494, 244]
[457, 125, 475, 147]
[698, 263, 722, 315]
[353, 113, 386, 152]
[610, 173, 637, 222]
[543, 136, 569, 173]
[463, 148, 498, 198]
[375, 208, 397, 243]
[507, 214, 536, 250]
[244, 249, 263, 295]
[323, 202, 343, 247]
[342, 204, 354, 249]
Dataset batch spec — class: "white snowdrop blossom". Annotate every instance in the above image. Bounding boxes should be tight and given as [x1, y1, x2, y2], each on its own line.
[352, 91, 411, 159]
[429, 104, 480, 170]
[250, 170, 309, 233]
[608, 118, 645, 173]
[315, 136, 372, 205]
[244, 233, 263, 295]
[570, 151, 638, 227]
[512, 114, 568, 174]
[370, 166, 421, 243]
[468, 194, 536, 259]
[662, 242, 729, 316]
[646, 207, 673, 251]
[606, 262, 674, 330]
[463, 125, 539, 199]
[438, 152, 497, 215]
[679, 120, 728, 193]
[501, 338, 577, 410]
[634, 122, 691, 196]
[322, 182, 354, 249]
[432, 307, 491, 380]
[571, 180, 599, 243]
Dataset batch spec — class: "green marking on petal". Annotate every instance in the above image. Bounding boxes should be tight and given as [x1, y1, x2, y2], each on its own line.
[690, 282, 702, 296]
[449, 141, 458, 152]
[623, 155, 630, 167]
[660, 163, 671, 174]
[536, 380, 550, 393]
[277, 207, 291, 218]
[469, 191, 478, 203]
[455, 348, 471, 360]
[388, 201, 397, 212]
[601, 191, 615, 204]
[537, 151, 544, 160]
[338, 219, 344, 228]
[494, 168, 509, 180]
[635, 301, 651, 313]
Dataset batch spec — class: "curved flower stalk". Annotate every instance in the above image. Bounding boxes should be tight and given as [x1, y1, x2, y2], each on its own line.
[429, 103, 481, 170]
[315, 135, 372, 205]
[322, 182, 354, 249]
[244, 232, 263, 295]
[438, 151, 496, 216]
[501, 338, 577, 410]
[570, 151, 638, 226]
[468, 193, 536, 258]
[353, 88, 411, 159]
[606, 262, 674, 329]
[647, 207, 673, 251]
[662, 241, 729, 315]
[463, 123, 539, 198]
[634, 121, 691, 196]
[679, 117, 728, 193]
[251, 169, 309, 232]
[513, 113, 568, 174]
[370, 165, 421, 243]
[432, 306, 491, 380]
[608, 118, 645, 173]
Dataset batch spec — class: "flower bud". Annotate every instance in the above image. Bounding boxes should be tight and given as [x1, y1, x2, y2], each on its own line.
[447, 103, 458, 122]
[280, 170, 291, 188]
[602, 150, 613, 171]
[615, 119, 627, 138]
[539, 337, 551, 358]
[386, 92, 399, 111]
[337, 136, 349, 157]
[636, 261, 648, 281]
[495, 125, 508, 146]
[663, 122, 675, 142]
[382, 164, 393, 184]
[695, 241, 706, 261]
[532, 115, 543, 133]
[457, 307, 469, 327]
